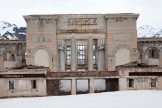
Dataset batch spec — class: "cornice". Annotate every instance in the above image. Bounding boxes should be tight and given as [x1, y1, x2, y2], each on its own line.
[23, 15, 58, 23]
[105, 13, 139, 22]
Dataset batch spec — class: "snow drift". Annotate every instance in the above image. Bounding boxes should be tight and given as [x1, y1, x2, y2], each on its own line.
[0, 90, 162, 108]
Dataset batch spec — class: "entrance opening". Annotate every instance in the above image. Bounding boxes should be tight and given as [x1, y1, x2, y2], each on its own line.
[106, 78, 119, 91]
[76, 80, 89, 94]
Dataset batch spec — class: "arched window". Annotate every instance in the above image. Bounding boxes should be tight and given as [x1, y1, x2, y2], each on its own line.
[149, 49, 159, 58]
[4, 51, 15, 61]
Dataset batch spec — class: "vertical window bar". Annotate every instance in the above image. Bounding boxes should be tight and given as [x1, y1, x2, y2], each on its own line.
[77, 45, 85, 64]
[66, 45, 71, 65]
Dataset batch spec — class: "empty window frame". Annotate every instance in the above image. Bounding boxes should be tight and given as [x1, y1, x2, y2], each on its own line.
[66, 45, 71, 65]
[151, 79, 156, 87]
[4, 51, 14, 61]
[128, 78, 134, 88]
[149, 49, 159, 58]
[93, 45, 96, 64]
[77, 45, 85, 64]
[31, 80, 37, 89]
[93, 40, 97, 64]
[9, 80, 14, 89]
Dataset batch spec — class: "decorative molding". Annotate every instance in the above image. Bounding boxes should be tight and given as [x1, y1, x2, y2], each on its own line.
[112, 44, 132, 56]
[132, 17, 138, 22]
[107, 17, 138, 22]
[68, 18, 97, 25]
[57, 29, 106, 33]
[27, 49, 31, 54]
[25, 18, 57, 24]
[107, 17, 127, 22]
[31, 45, 53, 58]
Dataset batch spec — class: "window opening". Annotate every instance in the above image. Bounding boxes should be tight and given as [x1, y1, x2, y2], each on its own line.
[149, 49, 159, 58]
[151, 79, 156, 87]
[66, 45, 71, 65]
[77, 45, 85, 64]
[31, 80, 37, 89]
[9, 80, 14, 89]
[128, 79, 134, 88]
[93, 45, 96, 64]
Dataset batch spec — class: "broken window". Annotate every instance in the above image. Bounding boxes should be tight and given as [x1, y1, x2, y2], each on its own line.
[151, 79, 156, 87]
[128, 79, 134, 88]
[149, 49, 159, 58]
[9, 80, 14, 89]
[22, 51, 26, 64]
[66, 44, 71, 65]
[77, 45, 85, 64]
[93, 45, 96, 64]
[93, 39, 98, 64]
[4, 51, 14, 61]
[31, 80, 37, 89]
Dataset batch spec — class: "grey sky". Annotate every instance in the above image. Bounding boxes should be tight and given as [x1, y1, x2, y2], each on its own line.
[0, 0, 161, 28]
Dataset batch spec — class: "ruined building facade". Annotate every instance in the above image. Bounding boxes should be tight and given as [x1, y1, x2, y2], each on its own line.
[0, 41, 26, 70]
[0, 13, 162, 98]
[24, 14, 138, 72]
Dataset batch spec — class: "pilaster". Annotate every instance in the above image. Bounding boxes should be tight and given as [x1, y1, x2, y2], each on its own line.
[71, 78, 76, 95]
[71, 34, 76, 71]
[88, 34, 93, 71]
[88, 78, 94, 93]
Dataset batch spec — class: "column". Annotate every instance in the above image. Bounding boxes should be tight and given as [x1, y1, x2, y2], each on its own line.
[159, 52, 162, 67]
[119, 77, 127, 91]
[59, 40, 65, 71]
[142, 47, 149, 65]
[88, 78, 94, 93]
[58, 40, 65, 71]
[88, 34, 93, 71]
[59, 50, 65, 71]
[71, 78, 76, 95]
[71, 34, 76, 71]
[97, 39, 105, 70]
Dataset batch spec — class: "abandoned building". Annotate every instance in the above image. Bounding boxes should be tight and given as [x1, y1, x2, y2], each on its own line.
[0, 13, 162, 98]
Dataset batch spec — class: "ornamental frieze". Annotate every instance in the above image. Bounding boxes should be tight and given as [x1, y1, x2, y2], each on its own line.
[108, 17, 128, 22]
[68, 18, 97, 25]
[107, 17, 138, 22]
[25, 18, 57, 24]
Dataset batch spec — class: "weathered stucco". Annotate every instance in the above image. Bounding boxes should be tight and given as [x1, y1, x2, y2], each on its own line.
[24, 13, 139, 71]
[1, 13, 162, 98]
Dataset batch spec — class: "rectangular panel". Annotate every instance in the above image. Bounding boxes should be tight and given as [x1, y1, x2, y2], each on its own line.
[113, 34, 131, 41]
[31, 35, 51, 42]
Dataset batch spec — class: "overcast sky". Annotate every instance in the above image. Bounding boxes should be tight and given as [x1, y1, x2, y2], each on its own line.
[0, 0, 161, 28]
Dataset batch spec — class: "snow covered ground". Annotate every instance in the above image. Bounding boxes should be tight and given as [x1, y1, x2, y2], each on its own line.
[0, 90, 162, 108]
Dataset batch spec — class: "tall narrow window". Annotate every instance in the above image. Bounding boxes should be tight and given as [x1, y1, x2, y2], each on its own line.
[93, 45, 96, 64]
[77, 45, 85, 64]
[93, 39, 97, 70]
[128, 79, 134, 88]
[6, 51, 14, 61]
[9, 80, 14, 89]
[31, 80, 37, 89]
[151, 79, 156, 87]
[149, 49, 159, 58]
[66, 45, 71, 65]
